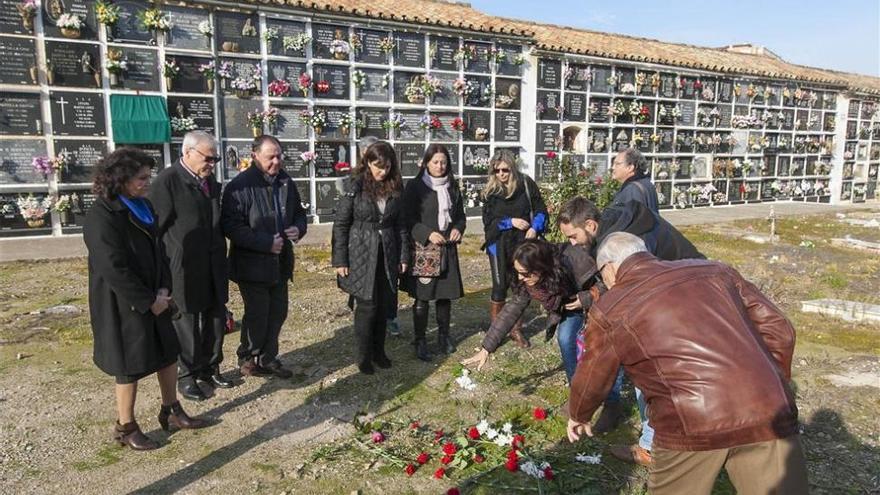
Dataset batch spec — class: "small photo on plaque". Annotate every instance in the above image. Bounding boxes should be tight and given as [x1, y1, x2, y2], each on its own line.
[494, 78, 521, 110]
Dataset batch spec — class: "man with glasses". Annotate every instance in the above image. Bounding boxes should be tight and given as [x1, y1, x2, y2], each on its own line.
[150, 130, 232, 401]
[221, 134, 308, 380]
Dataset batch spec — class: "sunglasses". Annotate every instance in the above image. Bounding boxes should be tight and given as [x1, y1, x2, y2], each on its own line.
[191, 148, 221, 163]
[493, 167, 511, 174]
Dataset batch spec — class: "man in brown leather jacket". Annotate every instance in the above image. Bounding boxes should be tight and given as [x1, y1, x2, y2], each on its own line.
[567, 232, 808, 494]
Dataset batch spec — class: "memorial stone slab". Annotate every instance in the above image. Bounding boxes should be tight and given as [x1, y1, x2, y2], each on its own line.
[461, 144, 490, 176]
[45, 41, 101, 88]
[281, 141, 310, 178]
[167, 96, 215, 136]
[464, 42, 490, 74]
[121, 47, 160, 92]
[393, 71, 423, 104]
[50, 91, 105, 136]
[312, 23, 347, 60]
[536, 123, 558, 152]
[397, 143, 423, 177]
[494, 78, 521, 110]
[679, 101, 696, 126]
[169, 55, 213, 94]
[395, 32, 426, 68]
[316, 106, 350, 141]
[355, 107, 388, 139]
[537, 58, 561, 89]
[430, 35, 458, 71]
[314, 141, 351, 177]
[0, 37, 37, 85]
[111, 0, 152, 44]
[220, 96, 262, 139]
[293, 180, 313, 216]
[564, 93, 586, 121]
[313, 64, 350, 100]
[431, 72, 458, 107]
[215, 11, 260, 54]
[397, 110, 426, 141]
[429, 112, 458, 142]
[166, 5, 211, 51]
[660, 73, 677, 98]
[494, 111, 520, 142]
[356, 28, 390, 65]
[537, 91, 560, 121]
[495, 43, 522, 77]
[463, 110, 490, 142]
[0, 93, 42, 136]
[0, 0, 33, 35]
[266, 19, 307, 57]
[56, 139, 107, 183]
[1, 191, 51, 235]
[0, 139, 46, 184]
[315, 179, 341, 219]
[273, 104, 308, 140]
[221, 140, 251, 180]
[565, 63, 590, 92]
[42, 0, 97, 40]
[464, 75, 491, 108]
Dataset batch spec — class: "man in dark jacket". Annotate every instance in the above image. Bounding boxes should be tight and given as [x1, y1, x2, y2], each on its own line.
[557, 196, 704, 465]
[221, 135, 307, 379]
[151, 130, 231, 401]
[610, 148, 659, 213]
[567, 232, 807, 495]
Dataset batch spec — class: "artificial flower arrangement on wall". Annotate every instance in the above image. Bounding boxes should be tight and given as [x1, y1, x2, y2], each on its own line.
[299, 108, 328, 135]
[283, 33, 312, 54]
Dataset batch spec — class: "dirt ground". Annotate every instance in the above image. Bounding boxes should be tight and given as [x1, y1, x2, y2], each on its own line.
[0, 209, 878, 495]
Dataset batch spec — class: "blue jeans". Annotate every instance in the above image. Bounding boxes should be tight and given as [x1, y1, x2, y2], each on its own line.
[635, 386, 655, 451]
[557, 311, 584, 382]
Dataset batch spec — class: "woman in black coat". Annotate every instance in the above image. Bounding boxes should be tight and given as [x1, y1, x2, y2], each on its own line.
[332, 141, 410, 375]
[401, 144, 466, 361]
[480, 150, 548, 348]
[83, 148, 206, 451]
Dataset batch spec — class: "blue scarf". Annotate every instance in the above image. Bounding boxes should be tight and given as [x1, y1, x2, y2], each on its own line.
[119, 196, 154, 226]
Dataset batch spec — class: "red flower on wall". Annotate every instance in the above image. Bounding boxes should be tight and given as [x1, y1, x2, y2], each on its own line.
[334, 161, 351, 173]
[546, 151, 557, 159]
[315, 80, 331, 94]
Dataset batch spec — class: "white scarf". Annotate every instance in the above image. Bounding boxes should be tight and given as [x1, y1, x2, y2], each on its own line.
[421, 172, 452, 232]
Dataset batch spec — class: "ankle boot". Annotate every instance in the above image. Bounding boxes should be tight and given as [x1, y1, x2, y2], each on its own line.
[436, 299, 455, 354]
[158, 401, 208, 431]
[113, 421, 159, 450]
[412, 300, 431, 362]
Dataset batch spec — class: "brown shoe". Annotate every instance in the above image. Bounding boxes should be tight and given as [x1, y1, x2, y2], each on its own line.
[158, 401, 208, 431]
[240, 359, 271, 377]
[509, 319, 530, 349]
[263, 360, 293, 379]
[113, 421, 159, 450]
[610, 444, 653, 467]
[593, 400, 626, 434]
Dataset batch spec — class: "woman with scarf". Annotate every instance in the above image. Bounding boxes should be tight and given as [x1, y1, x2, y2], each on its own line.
[462, 239, 616, 388]
[480, 150, 548, 349]
[84, 148, 207, 451]
[401, 144, 467, 361]
[610, 148, 659, 213]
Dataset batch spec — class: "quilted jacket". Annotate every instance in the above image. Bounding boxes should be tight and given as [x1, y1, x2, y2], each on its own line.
[331, 177, 410, 301]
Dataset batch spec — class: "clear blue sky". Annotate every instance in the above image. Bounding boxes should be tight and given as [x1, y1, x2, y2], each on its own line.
[473, 0, 880, 77]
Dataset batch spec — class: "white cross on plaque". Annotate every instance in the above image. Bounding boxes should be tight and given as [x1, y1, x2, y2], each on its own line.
[56, 97, 69, 125]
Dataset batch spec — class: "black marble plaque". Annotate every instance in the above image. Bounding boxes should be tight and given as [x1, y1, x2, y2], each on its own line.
[312, 23, 348, 60]
[537, 58, 561, 89]
[50, 91, 104, 136]
[428, 112, 458, 142]
[355, 107, 388, 139]
[129, 143, 166, 171]
[0, 139, 46, 184]
[42, 0, 97, 40]
[166, 5, 211, 51]
[397, 110, 426, 141]
[796, 110, 809, 130]
[394, 31, 425, 68]
[393, 71, 422, 105]
[167, 96, 215, 136]
[273, 104, 308, 140]
[220, 96, 262, 139]
[660, 73, 677, 98]
[537, 91, 560, 121]
[169, 55, 213, 94]
[355, 69, 390, 102]
[312, 64, 350, 100]
[564, 93, 586, 121]
[431, 35, 458, 71]
[0, 93, 42, 136]
[590, 99, 610, 123]
[397, 143, 423, 177]
[592, 66, 613, 94]
[565, 63, 590, 92]
[611, 127, 630, 152]
[110, 0, 151, 44]
[780, 109, 794, 131]
[319, 106, 351, 141]
[493, 111, 520, 142]
[588, 129, 609, 154]
[215, 11, 260, 54]
[658, 128, 675, 153]
[431, 73, 458, 107]
[44, 41, 100, 88]
[56, 139, 107, 183]
[536, 123, 558, 152]
[121, 47, 159, 92]
[314, 141, 352, 178]
[315, 179, 341, 218]
[463, 75, 491, 108]
[461, 144, 490, 176]
[0, 0, 32, 35]
[681, 76, 696, 98]
[219, 58, 262, 95]
[267, 61, 308, 88]
[0, 37, 37, 85]
[280, 141, 310, 179]
[0, 191, 52, 235]
[535, 154, 558, 181]
[356, 28, 390, 64]
[463, 110, 490, 142]
[266, 18, 307, 57]
[496, 43, 522, 77]
[679, 101, 696, 126]
[493, 78, 521, 110]
[294, 180, 313, 216]
[719, 80, 734, 103]
[465, 42, 490, 74]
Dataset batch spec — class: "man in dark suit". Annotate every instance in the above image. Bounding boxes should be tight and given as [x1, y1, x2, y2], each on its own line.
[151, 130, 232, 401]
[221, 135, 308, 379]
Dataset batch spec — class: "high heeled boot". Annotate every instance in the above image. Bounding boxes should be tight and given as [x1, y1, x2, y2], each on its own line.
[436, 299, 455, 354]
[412, 300, 431, 361]
[158, 401, 208, 431]
[113, 421, 159, 450]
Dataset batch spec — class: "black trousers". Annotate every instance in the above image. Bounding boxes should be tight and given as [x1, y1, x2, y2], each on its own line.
[173, 307, 226, 380]
[237, 280, 289, 367]
[353, 249, 394, 367]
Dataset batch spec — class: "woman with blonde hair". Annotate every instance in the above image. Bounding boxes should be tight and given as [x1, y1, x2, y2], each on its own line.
[480, 150, 547, 348]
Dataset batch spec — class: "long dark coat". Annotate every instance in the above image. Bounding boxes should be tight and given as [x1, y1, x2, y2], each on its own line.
[83, 197, 179, 377]
[149, 160, 228, 313]
[331, 177, 410, 301]
[400, 172, 466, 301]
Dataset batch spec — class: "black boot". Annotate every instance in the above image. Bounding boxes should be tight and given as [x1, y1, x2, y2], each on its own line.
[436, 299, 456, 354]
[412, 300, 431, 362]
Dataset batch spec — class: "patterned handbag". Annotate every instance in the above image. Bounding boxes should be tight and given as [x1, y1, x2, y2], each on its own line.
[411, 241, 444, 277]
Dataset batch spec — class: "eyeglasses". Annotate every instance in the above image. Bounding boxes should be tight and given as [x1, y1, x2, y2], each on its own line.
[493, 168, 511, 174]
[190, 148, 221, 163]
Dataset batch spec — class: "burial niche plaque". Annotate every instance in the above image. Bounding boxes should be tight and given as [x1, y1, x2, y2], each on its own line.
[465, 42, 491, 74]
[168, 96, 215, 136]
[356, 108, 388, 139]
[273, 105, 308, 140]
[313, 64, 350, 100]
[56, 139, 108, 183]
[312, 23, 347, 60]
[1, 0, 33, 35]
[50, 91, 105, 136]
[220, 96, 262, 139]
[431, 36, 458, 71]
[355, 69, 390, 102]
[462, 145, 490, 176]
[170, 55, 213, 94]
[215, 11, 260, 54]
[120, 47, 159, 92]
[356, 29, 390, 65]
[265, 19, 307, 57]
[395, 31, 425, 68]
[111, 0, 152, 44]
[0, 37, 37, 85]
[315, 180, 341, 219]
[564, 93, 586, 121]
[496, 43, 522, 77]
[0, 139, 46, 184]
[537, 58, 561, 89]
[281, 141, 310, 179]
[42, 0, 97, 40]
[166, 6, 211, 51]
[314, 141, 350, 177]
[45, 41, 101, 88]
[397, 143, 423, 177]
[536, 123, 558, 152]
[463, 110, 491, 142]
[0, 93, 42, 136]
[494, 111, 520, 142]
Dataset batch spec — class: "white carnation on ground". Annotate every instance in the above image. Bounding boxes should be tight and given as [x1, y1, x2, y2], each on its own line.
[493, 432, 513, 447]
[575, 453, 602, 464]
[519, 460, 551, 479]
[476, 419, 490, 435]
[455, 369, 477, 391]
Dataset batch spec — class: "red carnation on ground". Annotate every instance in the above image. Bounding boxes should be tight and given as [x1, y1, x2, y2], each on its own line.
[442, 442, 458, 456]
[434, 429, 444, 442]
[512, 434, 525, 449]
[533, 407, 547, 420]
[473, 454, 485, 464]
[507, 449, 519, 461]
[440, 455, 453, 465]
[546, 151, 557, 159]
[467, 426, 480, 440]
[505, 458, 519, 472]
[371, 431, 385, 443]
[434, 467, 446, 479]
[410, 421, 420, 429]
[543, 466, 554, 480]
[416, 452, 430, 465]
[447, 489, 460, 495]
[404, 463, 416, 476]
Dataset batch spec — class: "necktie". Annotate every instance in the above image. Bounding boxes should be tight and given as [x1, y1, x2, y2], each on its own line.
[199, 179, 210, 196]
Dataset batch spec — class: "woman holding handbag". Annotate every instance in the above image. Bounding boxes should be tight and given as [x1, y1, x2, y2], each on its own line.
[480, 150, 548, 349]
[332, 141, 410, 375]
[401, 144, 467, 361]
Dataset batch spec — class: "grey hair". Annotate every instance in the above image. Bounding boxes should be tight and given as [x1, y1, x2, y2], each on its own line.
[596, 232, 648, 269]
[182, 130, 218, 153]
[619, 147, 648, 174]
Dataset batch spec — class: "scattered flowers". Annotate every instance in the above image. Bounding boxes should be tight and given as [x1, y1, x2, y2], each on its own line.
[532, 408, 547, 421]
[454, 368, 477, 390]
[371, 431, 385, 443]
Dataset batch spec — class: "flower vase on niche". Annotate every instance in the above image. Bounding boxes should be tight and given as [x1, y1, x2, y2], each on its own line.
[61, 27, 81, 39]
[206, 78, 214, 92]
[165, 77, 173, 91]
[339, 124, 350, 137]
[251, 126, 262, 137]
[109, 72, 119, 87]
[314, 125, 323, 136]
[27, 218, 45, 228]
[29, 66, 38, 84]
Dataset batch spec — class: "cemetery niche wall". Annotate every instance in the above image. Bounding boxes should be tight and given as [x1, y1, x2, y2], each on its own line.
[842, 96, 880, 202]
